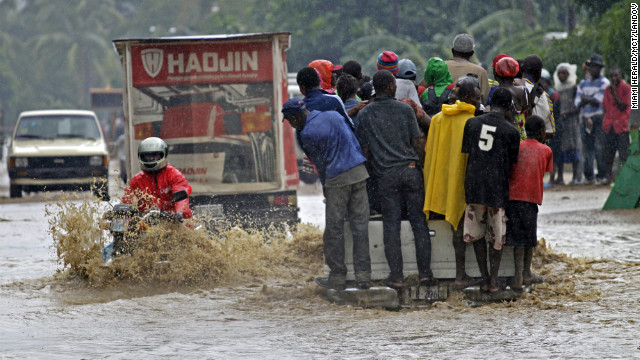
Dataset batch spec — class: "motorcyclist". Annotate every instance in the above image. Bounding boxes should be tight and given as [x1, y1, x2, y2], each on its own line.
[122, 137, 193, 219]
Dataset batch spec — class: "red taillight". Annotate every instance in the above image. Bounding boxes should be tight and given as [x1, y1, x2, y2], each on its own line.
[273, 195, 289, 206]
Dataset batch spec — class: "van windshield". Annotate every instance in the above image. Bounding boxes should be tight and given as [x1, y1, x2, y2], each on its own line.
[16, 115, 101, 140]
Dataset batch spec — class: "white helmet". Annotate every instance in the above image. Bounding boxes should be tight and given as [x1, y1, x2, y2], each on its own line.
[138, 137, 168, 172]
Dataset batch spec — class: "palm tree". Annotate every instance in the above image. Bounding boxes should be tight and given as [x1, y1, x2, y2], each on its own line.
[26, 0, 123, 107]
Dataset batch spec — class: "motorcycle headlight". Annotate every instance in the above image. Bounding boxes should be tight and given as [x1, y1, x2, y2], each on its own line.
[14, 157, 28, 168]
[89, 155, 104, 166]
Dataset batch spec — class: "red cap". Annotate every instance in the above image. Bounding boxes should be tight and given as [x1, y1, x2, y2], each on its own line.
[332, 64, 343, 72]
[491, 53, 510, 69]
[495, 57, 519, 78]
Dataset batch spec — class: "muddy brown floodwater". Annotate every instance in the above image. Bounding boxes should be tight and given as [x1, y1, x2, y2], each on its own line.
[0, 184, 639, 359]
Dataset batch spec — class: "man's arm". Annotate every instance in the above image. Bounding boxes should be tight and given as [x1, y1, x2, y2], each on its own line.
[411, 137, 425, 164]
[574, 83, 583, 108]
[347, 100, 369, 118]
[610, 84, 628, 112]
[169, 168, 193, 218]
[417, 113, 431, 137]
[479, 68, 490, 105]
[330, 96, 355, 131]
[404, 106, 424, 163]
[595, 79, 609, 107]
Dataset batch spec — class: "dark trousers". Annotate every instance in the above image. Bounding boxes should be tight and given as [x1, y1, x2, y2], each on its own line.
[378, 165, 432, 281]
[603, 129, 630, 181]
[581, 115, 606, 181]
[324, 180, 371, 282]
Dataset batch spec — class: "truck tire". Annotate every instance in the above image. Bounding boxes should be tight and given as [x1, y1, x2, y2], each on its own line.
[9, 182, 22, 198]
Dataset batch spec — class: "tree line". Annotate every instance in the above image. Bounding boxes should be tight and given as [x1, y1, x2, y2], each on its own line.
[0, 0, 630, 133]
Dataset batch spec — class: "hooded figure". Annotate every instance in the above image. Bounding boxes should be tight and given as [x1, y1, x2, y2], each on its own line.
[553, 63, 577, 92]
[423, 57, 454, 97]
[552, 62, 581, 184]
[421, 57, 455, 115]
[308, 60, 335, 92]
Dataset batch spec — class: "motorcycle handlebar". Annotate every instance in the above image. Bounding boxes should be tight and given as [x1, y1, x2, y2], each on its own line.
[142, 210, 183, 223]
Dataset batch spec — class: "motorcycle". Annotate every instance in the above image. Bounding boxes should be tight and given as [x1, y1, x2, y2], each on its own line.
[94, 188, 189, 265]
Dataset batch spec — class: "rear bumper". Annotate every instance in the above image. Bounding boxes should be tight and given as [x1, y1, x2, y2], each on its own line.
[191, 190, 300, 227]
[9, 166, 108, 185]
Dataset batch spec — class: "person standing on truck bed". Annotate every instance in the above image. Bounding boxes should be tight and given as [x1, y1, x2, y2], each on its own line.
[122, 137, 193, 219]
[281, 98, 371, 291]
[461, 88, 520, 293]
[355, 70, 436, 289]
[296, 66, 354, 130]
[423, 76, 482, 289]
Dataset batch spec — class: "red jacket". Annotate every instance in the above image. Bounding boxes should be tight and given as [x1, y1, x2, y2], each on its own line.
[122, 164, 193, 219]
[602, 80, 631, 134]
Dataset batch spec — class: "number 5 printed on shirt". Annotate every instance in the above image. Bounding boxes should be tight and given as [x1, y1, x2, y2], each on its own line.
[478, 124, 496, 151]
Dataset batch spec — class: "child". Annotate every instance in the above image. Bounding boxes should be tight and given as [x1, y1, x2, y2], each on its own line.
[462, 88, 521, 293]
[505, 115, 553, 291]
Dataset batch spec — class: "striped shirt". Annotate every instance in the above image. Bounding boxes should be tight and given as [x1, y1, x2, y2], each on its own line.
[574, 75, 610, 118]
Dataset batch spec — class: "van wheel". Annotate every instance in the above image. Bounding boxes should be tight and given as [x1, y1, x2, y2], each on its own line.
[9, 183, 22, 198]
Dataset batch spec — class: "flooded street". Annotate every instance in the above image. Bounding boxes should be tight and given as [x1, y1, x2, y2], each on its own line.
[1, 177, 639, 359]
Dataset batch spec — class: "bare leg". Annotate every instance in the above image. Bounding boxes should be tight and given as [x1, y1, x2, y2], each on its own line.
[488, 246, 502, 293]
[472, 239, 489, 290]
[512, 246, 524, 290]
[453, 232, 468, 284]
[452, 218, 472, 287]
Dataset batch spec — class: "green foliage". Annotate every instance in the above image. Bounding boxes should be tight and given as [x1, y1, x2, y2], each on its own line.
[537, 0, 631, 81]
[0, 0, 630, 134]
[598, 0, 632, 76]
[574, 0, 621, 17]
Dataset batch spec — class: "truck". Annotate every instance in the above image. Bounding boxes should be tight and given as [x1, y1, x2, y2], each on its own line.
[113, 33, 299, 227]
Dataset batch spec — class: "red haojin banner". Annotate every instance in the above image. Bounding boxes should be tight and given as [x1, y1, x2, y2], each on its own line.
[130, 41, 274, 86]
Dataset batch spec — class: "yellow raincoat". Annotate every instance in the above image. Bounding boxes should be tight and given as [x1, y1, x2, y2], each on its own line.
[423, 100, 476, 229]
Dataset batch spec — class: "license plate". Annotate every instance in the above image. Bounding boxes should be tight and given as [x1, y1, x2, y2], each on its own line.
[111, 218, 129, 232]
[194, 204, 225, 219]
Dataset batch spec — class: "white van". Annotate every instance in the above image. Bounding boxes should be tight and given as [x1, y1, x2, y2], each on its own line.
[7, 109, 109, 198]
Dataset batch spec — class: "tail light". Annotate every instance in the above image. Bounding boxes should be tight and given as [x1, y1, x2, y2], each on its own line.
[268, 195, 297, 206]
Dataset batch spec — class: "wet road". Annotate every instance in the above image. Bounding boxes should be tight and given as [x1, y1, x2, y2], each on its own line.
[1, 182, 640, 359]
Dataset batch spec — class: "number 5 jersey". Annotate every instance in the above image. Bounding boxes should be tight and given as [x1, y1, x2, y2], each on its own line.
[461, 112, 520, 208]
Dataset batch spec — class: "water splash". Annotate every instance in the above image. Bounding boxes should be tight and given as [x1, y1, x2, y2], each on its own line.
[47, 196, 324, 289]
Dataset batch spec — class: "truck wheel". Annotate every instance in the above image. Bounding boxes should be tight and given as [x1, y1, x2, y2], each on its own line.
[9, 183, 22, 198]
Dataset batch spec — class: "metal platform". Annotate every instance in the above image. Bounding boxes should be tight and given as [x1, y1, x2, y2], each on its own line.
[318, 281, 528, 309]
[324, 219, 515, 281]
